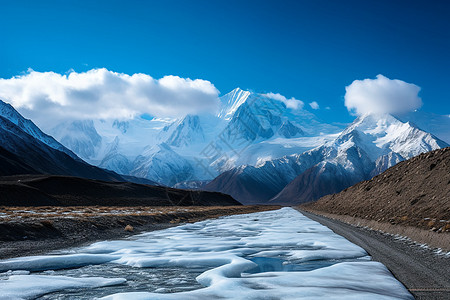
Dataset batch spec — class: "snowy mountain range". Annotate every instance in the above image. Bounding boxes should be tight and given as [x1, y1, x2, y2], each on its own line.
[2, 87, 449, 205]
[48, 88, 343, 186]
[206, 112, 448, 204]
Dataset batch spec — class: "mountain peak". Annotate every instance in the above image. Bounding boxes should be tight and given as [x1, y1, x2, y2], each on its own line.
[335, 112, 448, 162]
[218, 88, 251, 120]
[340, 113, 402, 138]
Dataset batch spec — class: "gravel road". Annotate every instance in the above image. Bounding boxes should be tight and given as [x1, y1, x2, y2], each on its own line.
[298, 209, 450, 300]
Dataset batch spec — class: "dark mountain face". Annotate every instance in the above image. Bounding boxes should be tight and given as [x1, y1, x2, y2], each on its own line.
[0, 145, 39, 175]
[204, 167, 286, 205]
[0, 100, 78, 159]
[269, 163, 365, 205]
[270, 145, 376, 205]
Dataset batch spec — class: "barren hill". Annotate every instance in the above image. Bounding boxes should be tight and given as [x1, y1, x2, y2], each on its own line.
[0, 175, 240, 207]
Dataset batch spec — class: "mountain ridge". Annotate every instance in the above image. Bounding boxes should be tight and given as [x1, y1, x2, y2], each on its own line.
[206, 112, 448, 204]
[45, 88, 343, 185]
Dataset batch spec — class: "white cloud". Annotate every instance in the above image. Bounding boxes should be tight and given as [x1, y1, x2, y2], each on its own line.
[0, 68, 220, 130]
[263, 92, 304, 110]
[309, 101, 319, 110]
[344, 74, 422, 116]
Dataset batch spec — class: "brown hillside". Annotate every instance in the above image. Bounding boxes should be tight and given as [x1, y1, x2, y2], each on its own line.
[303, 147, 450, 232]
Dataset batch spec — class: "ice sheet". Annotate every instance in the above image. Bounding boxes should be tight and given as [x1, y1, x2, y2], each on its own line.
[0, 275, 125, 300]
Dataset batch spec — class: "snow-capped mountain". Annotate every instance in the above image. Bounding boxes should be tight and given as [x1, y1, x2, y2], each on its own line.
[206, 113, 448, 204]
[0, 99, 126, 181]
[48, 88, 342, 186]
[99, 136, 132, 175]
[164, 115, 206, 147]
[42, 86, 448, 194]
[3, 87, 449, 204]
[0, 100, 79, 160]
[218, 87, 251, 120]
[395, 111, 450, 144]
[221, 95, 301, 142]
[130, 143, 194, 186]
[51, 120, 101, 160]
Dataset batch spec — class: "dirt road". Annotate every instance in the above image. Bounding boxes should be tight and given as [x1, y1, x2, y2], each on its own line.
[298, 209, 450, 300]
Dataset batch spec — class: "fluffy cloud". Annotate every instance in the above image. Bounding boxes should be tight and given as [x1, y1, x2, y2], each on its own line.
[309, 101, 319, 110]
[0, 68, 220, 130]
[264, 92, 304, 110]
[344, 74, 422, 115]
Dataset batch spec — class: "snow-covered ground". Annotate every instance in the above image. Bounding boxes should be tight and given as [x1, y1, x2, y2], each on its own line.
[0, 208, 413, 299]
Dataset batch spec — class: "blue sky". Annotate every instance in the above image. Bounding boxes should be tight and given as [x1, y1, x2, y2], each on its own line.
[1, 0, 449, 123]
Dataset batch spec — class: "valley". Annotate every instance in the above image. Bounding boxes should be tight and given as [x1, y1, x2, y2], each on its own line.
[1, 2, 449, 299]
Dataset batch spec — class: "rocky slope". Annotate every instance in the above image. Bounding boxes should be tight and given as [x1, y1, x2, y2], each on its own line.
[303, 147, 450, 232]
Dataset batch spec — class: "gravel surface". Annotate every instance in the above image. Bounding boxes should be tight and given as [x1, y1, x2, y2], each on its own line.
[299, 209, 450, 300]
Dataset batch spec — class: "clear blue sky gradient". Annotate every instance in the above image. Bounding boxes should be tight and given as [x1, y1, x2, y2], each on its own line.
[1, 0, 449, 123]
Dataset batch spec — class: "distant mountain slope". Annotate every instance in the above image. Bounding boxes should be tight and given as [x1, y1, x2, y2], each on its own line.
[0, 100, 125, 181]
[206, 113, 448, 204]
[303, 147, 450, 231]
[51, 120, 102, 159]
[0, 175, 241, 206]
[0, 100, 78, 159]
[130, 143, 194, 186]
[165, 115, 205, 147]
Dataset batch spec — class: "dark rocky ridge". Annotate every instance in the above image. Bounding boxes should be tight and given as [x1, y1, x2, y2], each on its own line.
[0, 175, 240, 207]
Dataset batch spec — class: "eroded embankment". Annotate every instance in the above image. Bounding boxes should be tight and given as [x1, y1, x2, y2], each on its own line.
[0, 205, 280, 259]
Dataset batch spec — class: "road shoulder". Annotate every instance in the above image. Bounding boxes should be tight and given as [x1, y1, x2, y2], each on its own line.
[297, 209, 450, 300]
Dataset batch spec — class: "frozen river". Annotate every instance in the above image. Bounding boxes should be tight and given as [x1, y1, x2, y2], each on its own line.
[0, 208, 413, 299]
